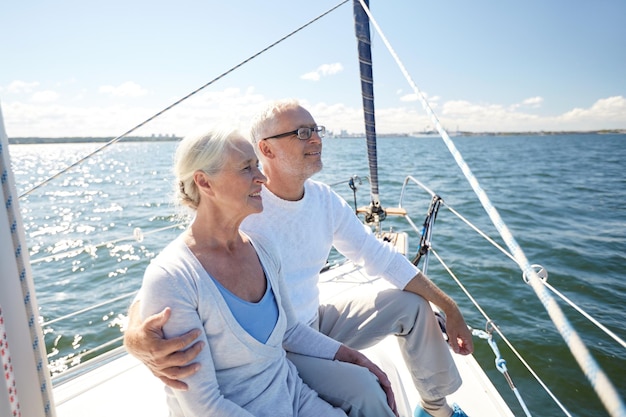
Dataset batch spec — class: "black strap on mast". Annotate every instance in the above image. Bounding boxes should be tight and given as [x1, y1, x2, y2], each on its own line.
[353, 0, 386, 225]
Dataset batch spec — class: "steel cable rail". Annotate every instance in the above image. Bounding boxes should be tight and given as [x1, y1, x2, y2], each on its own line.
[30, 223, 182, 265]
[49, 335, 125, 380]
[42, 291, 136, 327]
[334, 174, 570, 414]
[398, 175, 626, 350]
[430, 248, 571, 416]
[357, 1, 625, 415]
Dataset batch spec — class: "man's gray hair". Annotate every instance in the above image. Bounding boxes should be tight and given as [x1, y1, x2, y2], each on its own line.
[249, 99, 301, 146]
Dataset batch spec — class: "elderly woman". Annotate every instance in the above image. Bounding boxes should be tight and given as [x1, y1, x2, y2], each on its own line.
[138, 127, 394, 417]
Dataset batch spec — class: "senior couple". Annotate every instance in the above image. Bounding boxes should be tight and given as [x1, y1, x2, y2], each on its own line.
[127, 99, 474, 417]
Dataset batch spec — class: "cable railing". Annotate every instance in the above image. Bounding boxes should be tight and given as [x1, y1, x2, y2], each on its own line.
[36, 223, 184, 379]
[397, 174, 626, 350]
[30, 223, 182, 265]
[326, 172, 623, 415]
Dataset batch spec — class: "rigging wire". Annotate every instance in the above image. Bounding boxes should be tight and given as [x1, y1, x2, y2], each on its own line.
[18, 0, 350, 200]
[19, 0, 353, 380]
[345, 173, 618, 415]
[448, 199, 626, 349]
[430, 248, 572, 417]
[356, 1, 625, 415]
[398, 174, 625, 356]
[472, 325, 533, 417]
[430, 192, 626, 349]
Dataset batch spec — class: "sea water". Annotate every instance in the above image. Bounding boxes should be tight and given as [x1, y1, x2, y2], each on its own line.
[8, 133, 626, 417]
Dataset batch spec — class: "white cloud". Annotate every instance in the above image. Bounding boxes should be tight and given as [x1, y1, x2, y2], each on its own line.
[399, 92, 439, 103]
[440, 99, 544, 131]
[7, 80, 40, 94]
[301, 63, 344, 81]
[559, 96, 626, 127]
[31, 90, 59, 103]
[99, 82, 148, 98]
[2, 86, 625, 137]
[522, 96, 543, 107]
[438, 95, 626, 132]
[400, 93, 418, 102]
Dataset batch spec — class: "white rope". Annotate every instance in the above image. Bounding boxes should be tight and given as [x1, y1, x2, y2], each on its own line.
[357, 1, 626, 415]
[1, 119, 53, 416]
[0, 305, 21, 417]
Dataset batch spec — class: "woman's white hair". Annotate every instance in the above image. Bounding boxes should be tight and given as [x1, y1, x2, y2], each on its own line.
[174, 126, 243, 211]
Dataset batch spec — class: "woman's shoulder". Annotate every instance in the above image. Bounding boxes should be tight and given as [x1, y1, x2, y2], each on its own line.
[151, 234, 188, 263]
[145, 235, 197, 280]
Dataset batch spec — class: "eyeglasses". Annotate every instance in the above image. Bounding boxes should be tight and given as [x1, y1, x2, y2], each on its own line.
[262, 125, 326, 141]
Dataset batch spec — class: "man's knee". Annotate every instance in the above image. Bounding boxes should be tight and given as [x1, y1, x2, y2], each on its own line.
[375, 289, 432, 332]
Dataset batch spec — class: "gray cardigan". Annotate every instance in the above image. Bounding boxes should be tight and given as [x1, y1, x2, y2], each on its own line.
[139, 232, 343, 416]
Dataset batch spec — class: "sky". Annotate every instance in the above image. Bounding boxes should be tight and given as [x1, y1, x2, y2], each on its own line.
[1, 0, 625, 137]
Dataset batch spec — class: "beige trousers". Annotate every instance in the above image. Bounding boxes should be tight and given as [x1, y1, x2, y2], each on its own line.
[288, 287, 461, 417]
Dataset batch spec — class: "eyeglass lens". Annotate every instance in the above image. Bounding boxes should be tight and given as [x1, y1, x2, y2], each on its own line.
[297, 126, 325, 140]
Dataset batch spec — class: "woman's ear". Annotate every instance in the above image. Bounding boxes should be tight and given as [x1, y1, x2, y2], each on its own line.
[193, 171, 213, 193]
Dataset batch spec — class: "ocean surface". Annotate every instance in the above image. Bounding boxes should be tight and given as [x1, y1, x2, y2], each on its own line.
[8, 134, 626, 417]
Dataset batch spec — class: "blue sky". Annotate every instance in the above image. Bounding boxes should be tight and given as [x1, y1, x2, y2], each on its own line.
[1, 0, 625, 137]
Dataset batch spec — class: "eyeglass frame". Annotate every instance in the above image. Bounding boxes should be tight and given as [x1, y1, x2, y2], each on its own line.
[261, 125, 326, 141]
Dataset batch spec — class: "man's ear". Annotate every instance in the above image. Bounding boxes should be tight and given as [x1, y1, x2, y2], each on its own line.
[258, 140, 275, 159]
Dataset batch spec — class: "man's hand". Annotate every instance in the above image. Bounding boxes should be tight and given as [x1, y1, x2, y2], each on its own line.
[334, 345, 399, 417]
[444, 309, 474, 355]
[403, 271, 474, 355]
[123, 303, 203, 390]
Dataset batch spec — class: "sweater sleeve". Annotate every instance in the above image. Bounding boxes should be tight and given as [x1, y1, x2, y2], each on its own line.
[327, 186, 419, 289]
[139, 255, 255, 417]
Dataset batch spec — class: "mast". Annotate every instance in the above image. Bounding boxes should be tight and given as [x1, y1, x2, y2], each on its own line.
[353, 0, 386, 224]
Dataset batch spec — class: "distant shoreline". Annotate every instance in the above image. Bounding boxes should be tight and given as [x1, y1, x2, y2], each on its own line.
[333, 129, 626, 138]
[8, 136, 181, 145]
[8, 130, 626, 144]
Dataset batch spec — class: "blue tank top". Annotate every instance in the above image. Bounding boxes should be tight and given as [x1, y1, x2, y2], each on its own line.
[211, 275, 279, 343]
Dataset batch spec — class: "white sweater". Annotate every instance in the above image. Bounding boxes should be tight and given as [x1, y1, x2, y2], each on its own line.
[241, 179, 419, 324]
[139, 233, 342, 417]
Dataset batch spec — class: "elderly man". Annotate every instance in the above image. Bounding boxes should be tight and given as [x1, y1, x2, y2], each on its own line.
[125, 99, 473, 417]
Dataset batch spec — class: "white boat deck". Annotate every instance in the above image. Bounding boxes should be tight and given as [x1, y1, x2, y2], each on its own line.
[54, 350, 168, 417]
[53, 257, 514, 417]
